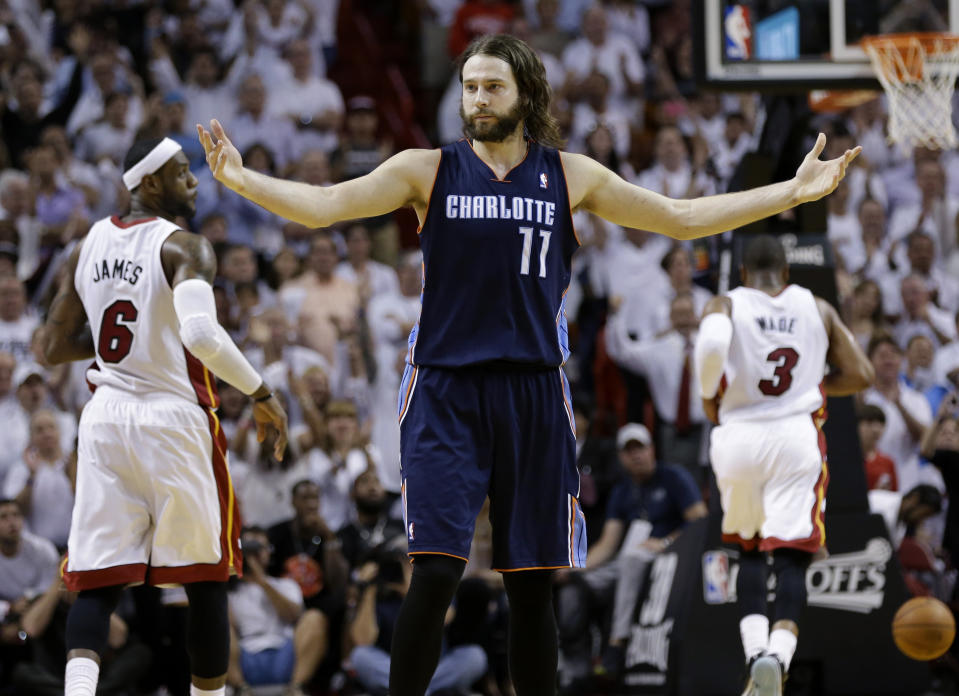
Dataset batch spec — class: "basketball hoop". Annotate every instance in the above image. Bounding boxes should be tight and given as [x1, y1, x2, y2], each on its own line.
[862, 33, 959, 153]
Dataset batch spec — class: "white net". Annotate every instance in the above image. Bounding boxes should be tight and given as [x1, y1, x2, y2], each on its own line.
[863, 34, 959, 153]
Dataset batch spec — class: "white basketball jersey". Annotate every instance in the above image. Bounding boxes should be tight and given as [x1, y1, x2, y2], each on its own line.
[718, 285, 828, 424]
[75, 216, 217, 407]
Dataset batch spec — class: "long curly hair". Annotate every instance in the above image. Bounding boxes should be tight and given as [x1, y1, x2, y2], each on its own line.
[457, 34, 565, 149]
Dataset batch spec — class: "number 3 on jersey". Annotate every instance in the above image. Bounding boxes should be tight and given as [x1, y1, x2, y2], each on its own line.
[758, 347, 799, 396]
[518, 226, 551, 278]
[99, 299, 138, 363]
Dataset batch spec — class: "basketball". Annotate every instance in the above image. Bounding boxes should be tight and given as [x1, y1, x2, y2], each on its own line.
[892, 597, 956, 661]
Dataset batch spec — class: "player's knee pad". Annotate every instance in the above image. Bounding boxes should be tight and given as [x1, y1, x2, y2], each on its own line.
[772, 548, 812, 625]
[736, 548, 768, 617]
[184, 581, 230, 678]
[65, 585, 125, 655]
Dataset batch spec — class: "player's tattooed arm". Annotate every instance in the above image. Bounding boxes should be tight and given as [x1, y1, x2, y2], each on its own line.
[160, 230, 217, 286]
[42, 242, 95, 364]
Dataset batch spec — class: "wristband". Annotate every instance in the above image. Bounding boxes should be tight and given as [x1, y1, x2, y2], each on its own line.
[254, 392, 274, 403]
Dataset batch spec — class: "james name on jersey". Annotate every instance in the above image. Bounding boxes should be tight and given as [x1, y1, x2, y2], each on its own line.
[91, 258, 143, 286]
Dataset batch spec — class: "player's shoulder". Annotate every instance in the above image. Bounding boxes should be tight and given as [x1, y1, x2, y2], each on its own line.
[387, 147, 443, 173]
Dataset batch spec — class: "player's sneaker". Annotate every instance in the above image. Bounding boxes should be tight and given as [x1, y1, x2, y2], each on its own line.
[749, 654, 785, 696]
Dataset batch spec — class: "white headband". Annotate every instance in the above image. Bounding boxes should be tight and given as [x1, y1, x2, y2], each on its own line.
[122, 138, 183, 191]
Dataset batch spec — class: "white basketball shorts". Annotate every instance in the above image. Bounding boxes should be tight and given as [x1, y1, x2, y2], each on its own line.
[709, 410, 828, 553]
[64, 392, 241, 590]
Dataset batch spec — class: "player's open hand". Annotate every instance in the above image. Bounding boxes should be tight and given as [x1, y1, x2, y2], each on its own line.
[794, 132, 862, 204]
[253, 395, 288, 462]
[197, 119, 245, 191]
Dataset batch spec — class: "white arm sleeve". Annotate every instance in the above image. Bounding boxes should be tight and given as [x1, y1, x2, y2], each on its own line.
[172, 278, 263, 395]
[694, 312, 733, 399]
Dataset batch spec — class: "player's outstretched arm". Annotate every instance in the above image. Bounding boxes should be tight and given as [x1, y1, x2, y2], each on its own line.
[817, 298, 875, 396]
[197, 119, 437, 229]
[568, 133, 860, 240]
[163, 231, 288, 460]
[42, 243, 95, 364]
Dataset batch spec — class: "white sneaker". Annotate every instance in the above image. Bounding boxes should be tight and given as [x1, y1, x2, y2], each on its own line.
[749, 655, 784, 696]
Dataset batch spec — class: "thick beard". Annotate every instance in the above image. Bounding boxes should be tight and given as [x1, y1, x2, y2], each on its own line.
[461, 101, 524, 142]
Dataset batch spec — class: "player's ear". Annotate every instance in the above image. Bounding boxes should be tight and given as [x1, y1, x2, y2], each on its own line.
[140, 172, 161, 196]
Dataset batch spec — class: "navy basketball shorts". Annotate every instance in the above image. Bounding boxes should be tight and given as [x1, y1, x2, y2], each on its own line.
[397, 364, 587, 570]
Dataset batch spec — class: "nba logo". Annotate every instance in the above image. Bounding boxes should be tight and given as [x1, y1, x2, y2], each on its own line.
[539, 172, 548, 189]
[408, 522, 415, 540]
[724, 5, 751, 61]
[702, 550, 730, 604]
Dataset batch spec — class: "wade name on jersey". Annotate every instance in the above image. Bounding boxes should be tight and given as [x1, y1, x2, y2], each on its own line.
[754, 315, 797, 334]
[91, 258, 143, 286]
[445, 194, 557, 225]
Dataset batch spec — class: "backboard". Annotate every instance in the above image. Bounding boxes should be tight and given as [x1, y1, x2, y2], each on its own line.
[694, 0, 959, 90]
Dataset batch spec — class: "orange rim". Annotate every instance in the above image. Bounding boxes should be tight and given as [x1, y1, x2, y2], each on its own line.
[862, 32, 959, 82]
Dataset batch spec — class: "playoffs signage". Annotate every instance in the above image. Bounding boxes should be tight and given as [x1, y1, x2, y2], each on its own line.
[702, 537, 893, 614]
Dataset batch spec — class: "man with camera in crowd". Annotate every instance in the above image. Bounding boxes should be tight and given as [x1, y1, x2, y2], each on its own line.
[227, 527, 329, 696]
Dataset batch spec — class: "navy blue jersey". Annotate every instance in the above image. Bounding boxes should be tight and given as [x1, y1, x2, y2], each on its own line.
[408, 139, 579, 368]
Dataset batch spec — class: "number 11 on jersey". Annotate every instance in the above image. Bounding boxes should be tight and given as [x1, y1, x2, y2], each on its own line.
[519, 227, 552, 278]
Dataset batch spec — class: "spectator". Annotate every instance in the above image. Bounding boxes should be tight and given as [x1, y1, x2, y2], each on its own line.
[650, 245, 714, 334]
[868, 484, 943, 551]
[231, 417, 324, 529]
[0, 170, 44, 280]
[887, 159, 959, 261]
[0, 498, 58, 604]
[526, 0, 571, 58]
[893, 274, 957, 348]
[858, 404, 898, 491]
[859, 197, 893, 281]
[0, 275, 38, 362]
[556, 423, 706, 689]
[335, 222, 400, 303]
[26, 142, 90, 242]
[0, 497, 58, 689]
[331, 96, 393, 183]
[447, 0, 515, 58]
[281, 233, 360, 365]
[315, 400, 378, 532]
[846, 279, 886, 351]
[605, 294, 709, 484]
[268, 480, 349, 627]
[863, 334, 934, 492]
[37, 125, 108, 218]
[1, 45, 85, 168]
[149, 46, 238, 131]
[879, 230, 959, 318]
[269, 38, 345, 155]
[66, 50, 144, 139]
[561, 5, 644, 110]
[228, 526, 328, 696]
[2, 409, 74, 549]
[159, 90, 207, 171]
[75, 90, 135, 166]
[921, 394, 959, 565]
[567, 71, 632, 160]
[902, 333, 937, 395]
[347, 548, 488, 696]
[635, 125, 717, 200]
[338, 469, 406, 569]
[228, 73, 297, 172]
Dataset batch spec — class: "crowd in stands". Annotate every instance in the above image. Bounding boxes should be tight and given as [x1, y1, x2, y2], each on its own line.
[1, 0, 959, 694]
